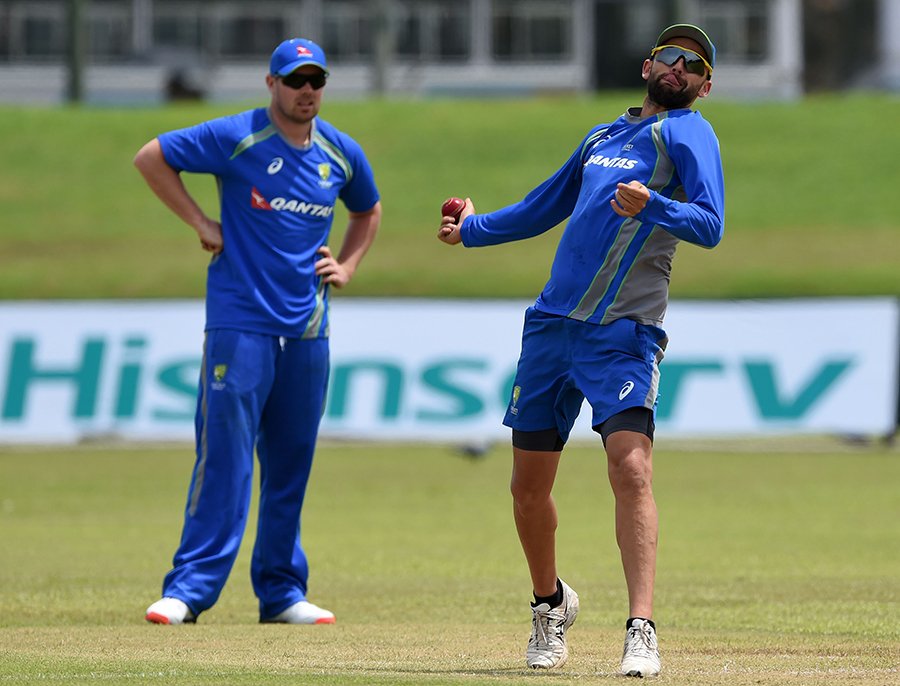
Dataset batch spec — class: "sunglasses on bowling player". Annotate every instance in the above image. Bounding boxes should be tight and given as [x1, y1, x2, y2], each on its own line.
[279, 71, 327, 90]
[650, 45, 713, 77]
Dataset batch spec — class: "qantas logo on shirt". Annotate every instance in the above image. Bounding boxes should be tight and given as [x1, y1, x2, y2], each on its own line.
[251, 187, 272, 209]
[250, 187, 334, 217]
[585, 154, 638, 170]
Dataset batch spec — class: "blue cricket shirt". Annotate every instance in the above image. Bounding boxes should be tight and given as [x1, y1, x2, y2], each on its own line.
[461, 107, 724, 326]
[159, 108, 380, 338]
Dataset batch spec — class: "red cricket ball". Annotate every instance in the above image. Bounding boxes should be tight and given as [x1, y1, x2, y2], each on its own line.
[441, 197, 466, 220]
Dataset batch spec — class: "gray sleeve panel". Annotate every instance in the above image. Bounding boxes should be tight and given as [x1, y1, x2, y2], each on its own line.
[600, 227, 679, 326]
[568, 215, 642, 322]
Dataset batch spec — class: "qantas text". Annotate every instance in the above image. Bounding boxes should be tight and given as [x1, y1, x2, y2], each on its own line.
[584, 154, 638, 170]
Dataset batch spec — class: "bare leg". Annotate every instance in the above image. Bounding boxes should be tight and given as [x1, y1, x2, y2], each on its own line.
[605, 431, 657, 619]
[510, 447, 562, 597]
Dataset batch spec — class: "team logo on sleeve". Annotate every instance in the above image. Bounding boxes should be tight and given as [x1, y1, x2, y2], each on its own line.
[267, 157, 284, 175]
[317, 163, 333, 189]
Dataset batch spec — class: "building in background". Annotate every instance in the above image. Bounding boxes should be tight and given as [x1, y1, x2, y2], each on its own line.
[0, 0, 895, 104]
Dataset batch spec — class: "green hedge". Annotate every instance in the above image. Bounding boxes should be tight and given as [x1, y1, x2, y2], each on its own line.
[1, 93, 897, 299]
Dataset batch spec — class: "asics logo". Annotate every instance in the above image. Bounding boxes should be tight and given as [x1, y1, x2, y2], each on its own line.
[585, 154, 638, 170]
[267, 157, 284, 175]
[589, 135, 611, 151]
[619, 381, 635, 400]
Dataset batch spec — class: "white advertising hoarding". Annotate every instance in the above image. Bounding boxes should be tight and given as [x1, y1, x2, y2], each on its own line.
[0, 298, 896, 444]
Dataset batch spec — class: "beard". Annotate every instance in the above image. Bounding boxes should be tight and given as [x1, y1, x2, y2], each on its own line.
[275, 96, 318, 125]
[646, 72, 702, 110]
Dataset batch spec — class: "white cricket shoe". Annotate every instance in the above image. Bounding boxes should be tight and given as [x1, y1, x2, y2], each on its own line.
[525, 579, 579, 669]
[261, 600, 335, 625]
[620, 618, 661, 677]
[145, 597, 195, 625]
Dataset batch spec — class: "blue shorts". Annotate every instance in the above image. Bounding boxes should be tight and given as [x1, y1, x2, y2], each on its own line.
[503, 308, 668, 443]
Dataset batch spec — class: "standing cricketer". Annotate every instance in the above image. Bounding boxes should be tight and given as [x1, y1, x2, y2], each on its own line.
[135, 38, 381, 626]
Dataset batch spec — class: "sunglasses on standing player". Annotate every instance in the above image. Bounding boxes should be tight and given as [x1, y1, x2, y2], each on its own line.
[279, 71, 327, 90]
[650, 45, 713, 77]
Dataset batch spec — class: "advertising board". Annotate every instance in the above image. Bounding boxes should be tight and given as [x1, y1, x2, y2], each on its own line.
[0, 299, 896, 443]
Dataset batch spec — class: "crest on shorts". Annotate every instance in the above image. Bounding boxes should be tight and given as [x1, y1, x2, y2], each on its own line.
[510, 385, 521, 415]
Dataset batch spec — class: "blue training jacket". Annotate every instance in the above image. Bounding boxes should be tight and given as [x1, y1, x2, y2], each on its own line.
[460, 107, 724, 326]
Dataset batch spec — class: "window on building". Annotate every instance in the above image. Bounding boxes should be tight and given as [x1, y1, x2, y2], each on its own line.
[218, 15, 285, 57]
[88, 2, 131, 60]
[323, 0, 373, 60]
[394, 0, 470, 61]
[695, 0, 769, 63]
[10, 2, 66, 59]
[153, 2, 205, 53]
[23, 16, 65, 57]
[0, 12, 7, 60]
[153, 1, 287, 59]
[492, 0, 571, 61]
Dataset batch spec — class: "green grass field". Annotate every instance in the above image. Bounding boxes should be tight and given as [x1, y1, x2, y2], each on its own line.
[1, 442, 897, 685]
[1, 93, 899, 300]
[1, 92, 898, 685]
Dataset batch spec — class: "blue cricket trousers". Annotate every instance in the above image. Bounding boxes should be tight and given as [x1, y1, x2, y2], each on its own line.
[161, 329, 329, 620]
